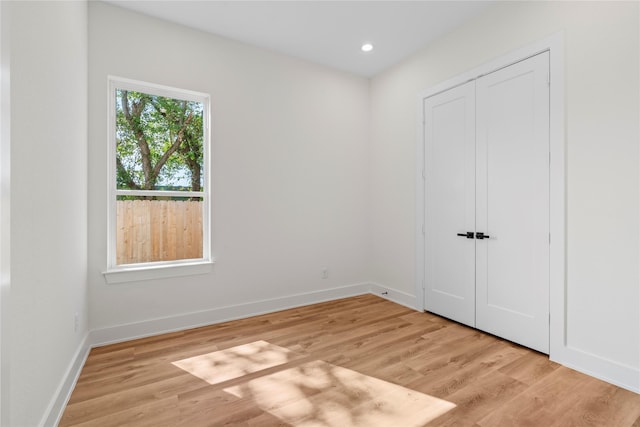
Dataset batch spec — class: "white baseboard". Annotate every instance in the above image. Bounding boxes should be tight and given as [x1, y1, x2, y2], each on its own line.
[41, 333, 91, 427]
[369, 282, 418, 310]
[552, 345, 640, 394]
[89, 282, 371, 347]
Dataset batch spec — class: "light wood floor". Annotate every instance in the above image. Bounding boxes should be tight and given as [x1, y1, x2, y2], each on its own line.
[60, 295, 640, 426]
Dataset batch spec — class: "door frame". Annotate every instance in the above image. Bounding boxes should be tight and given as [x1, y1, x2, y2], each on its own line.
[416, 32, 565, 360]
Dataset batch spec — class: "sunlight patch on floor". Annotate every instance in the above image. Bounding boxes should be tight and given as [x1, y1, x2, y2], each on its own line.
[224, 360, 456, 427]
[172, 340, 294, 385]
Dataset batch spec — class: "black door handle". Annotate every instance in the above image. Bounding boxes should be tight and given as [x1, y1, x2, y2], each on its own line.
[476, 232, 490, 239]
[456, 232, 474, 239]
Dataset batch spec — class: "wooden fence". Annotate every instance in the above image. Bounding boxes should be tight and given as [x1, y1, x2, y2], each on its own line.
[116, 200, 203, 265]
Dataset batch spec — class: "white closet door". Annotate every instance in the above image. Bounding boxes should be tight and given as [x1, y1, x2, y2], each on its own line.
[475, 52, 550, 353]
[424, 81, 476, 327]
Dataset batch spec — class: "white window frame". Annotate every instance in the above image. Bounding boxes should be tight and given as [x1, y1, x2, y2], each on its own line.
[104, 76, 213, 284]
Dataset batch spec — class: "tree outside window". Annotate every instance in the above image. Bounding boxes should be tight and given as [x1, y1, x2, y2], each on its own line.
[108, 78, 210, 268]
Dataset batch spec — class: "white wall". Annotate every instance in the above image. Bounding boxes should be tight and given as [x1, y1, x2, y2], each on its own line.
[0, 3, 10, 425]
[8, 2, 88, 426]
[370, 1, 639, 390]
[88, 3, 370, 336]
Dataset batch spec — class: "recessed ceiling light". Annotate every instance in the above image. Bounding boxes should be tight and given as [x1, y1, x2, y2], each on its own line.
[361, 43, 373, 53]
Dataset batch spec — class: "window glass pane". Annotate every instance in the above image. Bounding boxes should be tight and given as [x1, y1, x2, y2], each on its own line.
[116, 196, 203, 265]
[115, 89, 204, 192]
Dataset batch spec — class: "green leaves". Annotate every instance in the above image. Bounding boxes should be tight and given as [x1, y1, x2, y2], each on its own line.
[116, 89, 204, 191]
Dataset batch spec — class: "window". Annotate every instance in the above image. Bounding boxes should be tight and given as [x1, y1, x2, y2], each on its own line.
[106, 77, 211, 280]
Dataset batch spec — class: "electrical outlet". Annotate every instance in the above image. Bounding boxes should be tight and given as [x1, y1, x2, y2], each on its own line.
[321, 268, 329, 279]
[74, 312, 79, 332]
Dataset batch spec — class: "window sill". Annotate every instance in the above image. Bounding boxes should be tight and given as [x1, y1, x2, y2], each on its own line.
[103, 260, 214, 284]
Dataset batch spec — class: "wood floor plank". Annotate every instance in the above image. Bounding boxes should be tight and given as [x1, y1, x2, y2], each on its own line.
[61, 374, 202, 425]
[405, 340, 525, 399]
[67, 361, 184, 405]
[60, 295, 640, 426]
[426, 371, 528, 427]
[497, 349, 560, 385]
[66, 396, 180, 427]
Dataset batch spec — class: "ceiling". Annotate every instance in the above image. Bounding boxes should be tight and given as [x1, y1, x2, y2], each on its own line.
[104, 1, 495, 77]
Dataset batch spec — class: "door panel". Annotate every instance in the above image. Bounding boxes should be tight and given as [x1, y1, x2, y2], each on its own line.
[424, 82, 476, 327]
[475, 52, 550, 353]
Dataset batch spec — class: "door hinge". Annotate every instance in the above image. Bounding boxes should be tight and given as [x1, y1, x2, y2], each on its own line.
[421, 279, 425, 290]
[546, 72, 550, 86]
[422, 224, 425, 235]
[422, 169, 426, 180]
[549, 233, 551, 244]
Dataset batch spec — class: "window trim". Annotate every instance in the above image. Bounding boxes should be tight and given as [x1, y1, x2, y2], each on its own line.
[104, 76, 213, 282]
